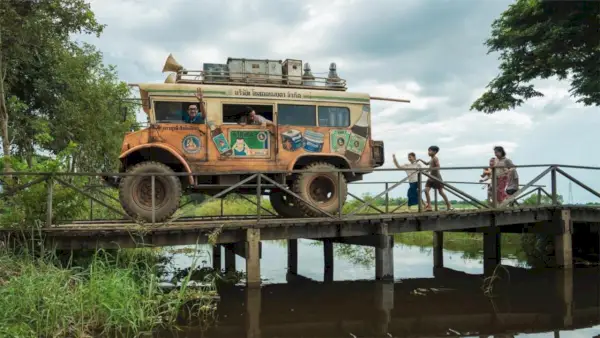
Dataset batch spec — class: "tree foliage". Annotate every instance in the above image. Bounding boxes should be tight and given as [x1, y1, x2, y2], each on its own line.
[521, 192, 563, 205]
[471, 0, 600, 113]
[0, 0, 137, 173]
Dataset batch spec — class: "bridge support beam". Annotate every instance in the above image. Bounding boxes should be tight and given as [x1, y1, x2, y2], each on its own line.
[554, 210, 573, 268]
[433, 231, 444, 268]
[483, 222, 501, 276]
[246, 228, 261, 288]
[224, 244, 236, 273]
[287, 239, 298, 275]
[375, 224, 394, 281]
[212, 244, 222, 272]
[323, 239, 334, 282]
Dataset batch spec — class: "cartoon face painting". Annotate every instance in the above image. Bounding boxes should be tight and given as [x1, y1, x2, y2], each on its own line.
[233, 138, 251, 156]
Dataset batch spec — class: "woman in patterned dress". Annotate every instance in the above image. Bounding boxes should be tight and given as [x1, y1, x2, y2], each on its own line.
[493, 146, 515, 204]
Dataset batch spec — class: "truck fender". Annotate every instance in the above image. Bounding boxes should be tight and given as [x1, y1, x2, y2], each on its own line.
[119, 143, 194, 185]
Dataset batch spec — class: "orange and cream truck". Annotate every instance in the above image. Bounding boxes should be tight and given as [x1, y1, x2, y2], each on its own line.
[113, 55, 407, 222]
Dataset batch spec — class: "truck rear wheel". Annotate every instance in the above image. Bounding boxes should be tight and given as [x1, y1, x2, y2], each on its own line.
[269, 189, 305, 218]
[119, 161, 182, 223]
[292, 162, 347, 217]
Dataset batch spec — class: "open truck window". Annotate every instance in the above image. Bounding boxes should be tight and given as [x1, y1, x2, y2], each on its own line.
[222, 104, 274, 124]
[154, 101, 205, 124]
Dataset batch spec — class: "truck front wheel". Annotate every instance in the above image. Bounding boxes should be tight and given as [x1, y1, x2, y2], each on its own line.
[119, 161, 182, 222]
[292, 162, 347, 217]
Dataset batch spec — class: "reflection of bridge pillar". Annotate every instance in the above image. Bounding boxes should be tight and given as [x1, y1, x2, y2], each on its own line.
[555, 268, 573, 328]
[554, 210, 573, 268]
[287, 239, 298, 275]
[373, 281, 394, 335]
[212, 244, 222, 272]
[376, 224, 394, 281]
[246, 228, 261, 288]
[323, 239, 334, 282]
[224, 244, 236, 273]
[483, 225, 501, 276]
[245, 286, 261, 338]
[433, 231, 444, 268]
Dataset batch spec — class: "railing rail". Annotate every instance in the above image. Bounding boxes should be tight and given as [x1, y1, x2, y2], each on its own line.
[0, 164, 598, 228]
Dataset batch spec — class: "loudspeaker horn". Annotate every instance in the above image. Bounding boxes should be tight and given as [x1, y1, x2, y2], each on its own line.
[162, 53, 184, 73]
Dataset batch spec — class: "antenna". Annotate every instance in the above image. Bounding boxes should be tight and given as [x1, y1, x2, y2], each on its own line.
[568, 181, 573, 204]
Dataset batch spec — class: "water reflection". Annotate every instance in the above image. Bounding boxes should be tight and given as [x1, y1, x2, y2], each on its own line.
[159, 240, 600, 337]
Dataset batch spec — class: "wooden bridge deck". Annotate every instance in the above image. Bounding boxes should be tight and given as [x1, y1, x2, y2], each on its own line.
[8, 205, 599, 249]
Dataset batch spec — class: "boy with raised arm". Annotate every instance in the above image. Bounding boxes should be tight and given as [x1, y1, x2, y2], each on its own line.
[392, 152, 423, 210]
[418, 146, 452, 211]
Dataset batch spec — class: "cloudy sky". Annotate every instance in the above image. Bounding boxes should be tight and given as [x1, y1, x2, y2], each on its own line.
[81, 0, 599, 203]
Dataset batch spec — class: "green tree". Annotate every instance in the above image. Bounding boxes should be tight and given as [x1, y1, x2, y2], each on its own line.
[471, 0, 600, 113]
[0, 0, 136, 173]
[522, 192, 563, 205]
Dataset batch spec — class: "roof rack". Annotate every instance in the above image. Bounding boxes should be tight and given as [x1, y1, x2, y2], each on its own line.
[162, 54, 348, 91]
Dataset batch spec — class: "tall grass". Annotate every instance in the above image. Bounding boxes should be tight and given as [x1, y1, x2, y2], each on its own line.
[0, 248, 217, 337]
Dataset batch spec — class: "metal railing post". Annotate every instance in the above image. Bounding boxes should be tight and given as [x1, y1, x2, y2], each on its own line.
[338, 171, 343, 218]
[256, 174, 261, 221]
[151, 174, 156, 225]
[221, 197, 224, 216]
[417, 171, 422, 212]
[89, 196, 93, 221]
[385, 183, 389, 213]
[537, 187, 542, 205]
[491, 167, 497, 208]
[551, 166, 557, 205]
[46, 175, 53, 227]
[434, 189, 438, 211]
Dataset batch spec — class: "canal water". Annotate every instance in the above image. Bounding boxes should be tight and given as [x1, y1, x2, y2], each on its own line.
[160, 238, 600, 337]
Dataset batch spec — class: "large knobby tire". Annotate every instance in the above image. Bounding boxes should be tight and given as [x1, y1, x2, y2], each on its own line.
[292, 162, 347, 217]
[269, 190, 305, 218]
[119, 161, 182, 223]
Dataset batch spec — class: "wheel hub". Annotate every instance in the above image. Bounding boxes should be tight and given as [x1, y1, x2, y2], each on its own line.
[133, 177, 167, 209]
[308, 176, 336, 204]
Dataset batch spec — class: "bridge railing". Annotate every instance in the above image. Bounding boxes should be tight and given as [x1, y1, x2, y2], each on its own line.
[0, 164, 598, 227]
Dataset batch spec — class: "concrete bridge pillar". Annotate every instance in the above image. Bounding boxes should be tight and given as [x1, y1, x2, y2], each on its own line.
[554, 210, 573, 268]
[287, 239, 298, 275]
[212, 244, 222, 272]
[375, 223, 394, 281]
[483, 225, 501, 276]
[246, 228, 261, 288]
[433, 231, 444, 268]
[323, 239, 334, 282]
[224, 243, 236, 273]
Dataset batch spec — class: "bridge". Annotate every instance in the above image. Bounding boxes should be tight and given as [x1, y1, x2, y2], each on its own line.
[1, 164, 600, 288]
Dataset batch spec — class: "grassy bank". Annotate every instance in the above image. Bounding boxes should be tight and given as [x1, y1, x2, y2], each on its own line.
[0, 248, 217, 338]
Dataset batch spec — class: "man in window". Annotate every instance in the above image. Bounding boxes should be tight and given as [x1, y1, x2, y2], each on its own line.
[183, 88, 207, 124]
[245, 106, 273, 127]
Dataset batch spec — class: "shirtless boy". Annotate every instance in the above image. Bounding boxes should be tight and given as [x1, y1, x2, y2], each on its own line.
[418, 146, 452, 211]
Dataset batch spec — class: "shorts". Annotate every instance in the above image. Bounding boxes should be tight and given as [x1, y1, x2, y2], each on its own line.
[506, 188, 517, 195]
[425, 179, 443, 190]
